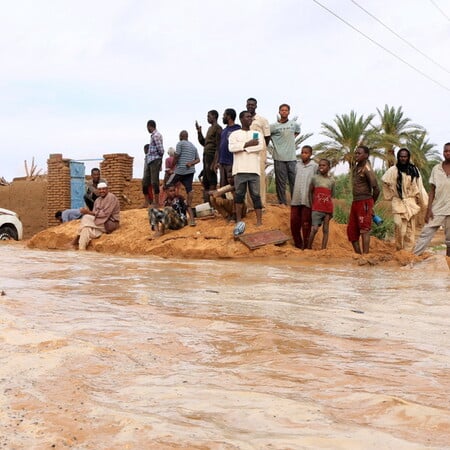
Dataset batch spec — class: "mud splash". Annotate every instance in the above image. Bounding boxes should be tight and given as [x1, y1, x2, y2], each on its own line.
[0, 245, 449, 449]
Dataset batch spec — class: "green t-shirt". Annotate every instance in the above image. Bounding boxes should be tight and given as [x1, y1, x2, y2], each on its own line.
[270, 119, 301, 161]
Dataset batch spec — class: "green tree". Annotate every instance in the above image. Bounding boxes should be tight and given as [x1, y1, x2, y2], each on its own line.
[373, 105, 424, 168]
[315, 110, 379, 174]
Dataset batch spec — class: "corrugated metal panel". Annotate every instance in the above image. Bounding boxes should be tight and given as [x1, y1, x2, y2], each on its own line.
[70, 161, 85, 209]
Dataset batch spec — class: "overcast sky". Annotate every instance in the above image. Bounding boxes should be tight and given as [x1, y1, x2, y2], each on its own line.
[1, 0, 449, 181]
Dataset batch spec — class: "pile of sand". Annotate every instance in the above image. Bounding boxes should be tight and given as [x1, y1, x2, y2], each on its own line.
[26, 205, 429, 267]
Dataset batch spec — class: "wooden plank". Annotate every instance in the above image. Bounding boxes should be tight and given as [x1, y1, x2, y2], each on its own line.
[238, 229, 289, 250]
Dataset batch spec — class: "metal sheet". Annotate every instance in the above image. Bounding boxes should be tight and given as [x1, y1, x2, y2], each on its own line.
[70, 161, 85, 209]
[238, 229, 289, 250]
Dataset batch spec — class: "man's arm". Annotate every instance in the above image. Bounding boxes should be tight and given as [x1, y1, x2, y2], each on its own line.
[229, 132, 244, 153]
[186, 149, 200, 168]
[294, 121, 301, 138]
[244, 137, 263, 153]
[195, 121, 206, 146]
[214, 125, 222, 150]
[309, 181, 315, 207]
[262, 118, 271, 146]
[365, 166, 380, 202]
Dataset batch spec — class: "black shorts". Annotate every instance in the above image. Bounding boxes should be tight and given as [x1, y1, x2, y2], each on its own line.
[171, 172, 194, 193]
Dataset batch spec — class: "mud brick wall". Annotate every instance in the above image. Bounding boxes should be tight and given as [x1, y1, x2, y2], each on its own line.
[100, 153, 134, 209]
[47, 153, 71, 228]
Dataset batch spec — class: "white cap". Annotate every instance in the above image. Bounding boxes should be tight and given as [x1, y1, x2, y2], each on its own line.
[97, 182, 108, 188]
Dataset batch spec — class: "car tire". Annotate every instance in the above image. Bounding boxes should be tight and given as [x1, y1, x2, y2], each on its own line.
[0, 225, 19, 240]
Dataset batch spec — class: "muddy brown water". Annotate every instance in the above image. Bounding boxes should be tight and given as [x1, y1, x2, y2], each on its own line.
[0, 245, 449, 449]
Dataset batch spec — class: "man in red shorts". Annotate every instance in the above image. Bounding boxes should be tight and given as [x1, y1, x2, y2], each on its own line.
[347, 145, 380, 254]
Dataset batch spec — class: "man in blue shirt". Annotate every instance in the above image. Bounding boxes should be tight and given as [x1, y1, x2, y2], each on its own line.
[217, 108, 241, 188]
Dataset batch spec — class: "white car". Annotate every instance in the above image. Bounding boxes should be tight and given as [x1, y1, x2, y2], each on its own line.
[0, 208, 24, 240]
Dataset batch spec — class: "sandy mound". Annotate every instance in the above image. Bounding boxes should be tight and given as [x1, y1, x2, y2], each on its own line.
[25, 205, 433, 267]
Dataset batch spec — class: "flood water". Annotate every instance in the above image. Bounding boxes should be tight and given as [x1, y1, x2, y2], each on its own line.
[0, 245, 449, 449]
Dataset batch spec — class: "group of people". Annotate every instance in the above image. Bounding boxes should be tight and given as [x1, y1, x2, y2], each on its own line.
[56, 99, 450, 257]
[143, 99, 304, 238]
[291, 141, 449, 256]
[142, 98, 450, 256]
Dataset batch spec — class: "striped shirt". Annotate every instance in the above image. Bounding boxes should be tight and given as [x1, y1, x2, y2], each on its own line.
[175, 140, 199, 175]
[291, 159, 319, 207]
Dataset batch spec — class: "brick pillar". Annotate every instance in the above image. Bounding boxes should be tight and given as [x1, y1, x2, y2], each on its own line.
[100, 153, 134, 209]
[47, 154, 71, 227]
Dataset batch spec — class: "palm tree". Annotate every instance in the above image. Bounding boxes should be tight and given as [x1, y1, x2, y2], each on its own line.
[405, 132, 440, 191]
[315, 111, 378, 174]
[373, 105, 424, 168]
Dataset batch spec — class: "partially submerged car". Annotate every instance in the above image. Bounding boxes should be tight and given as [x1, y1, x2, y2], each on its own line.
[0, 208, 24, 240]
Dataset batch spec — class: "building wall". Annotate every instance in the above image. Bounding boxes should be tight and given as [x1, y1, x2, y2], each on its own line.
[0, 177, 48, 239]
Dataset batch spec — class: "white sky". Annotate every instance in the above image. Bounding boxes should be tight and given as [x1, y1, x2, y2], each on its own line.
[1, 0, 449, 181]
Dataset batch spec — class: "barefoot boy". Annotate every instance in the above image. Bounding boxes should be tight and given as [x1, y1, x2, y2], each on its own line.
[307, 159, 335, 250]
[290, 145, 318, 249]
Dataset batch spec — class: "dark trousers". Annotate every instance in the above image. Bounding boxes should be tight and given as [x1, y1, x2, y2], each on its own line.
[274, 160, 296, 205]
[202, 152, 218, 190]
[290, 205, 312, 249]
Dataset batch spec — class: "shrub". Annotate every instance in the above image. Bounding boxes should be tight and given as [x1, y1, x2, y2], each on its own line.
[371, 203, 394, 240]
[333, 204, 349, 224]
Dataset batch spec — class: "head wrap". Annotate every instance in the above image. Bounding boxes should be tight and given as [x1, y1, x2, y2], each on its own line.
[396, 149, 420, 199]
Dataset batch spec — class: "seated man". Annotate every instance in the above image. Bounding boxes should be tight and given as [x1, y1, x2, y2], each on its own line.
[55, 208, 82, 223]
[148, 184, 188, 237]
[74, 182, 120, 250]
[208, 184, 246, 221]
[84, 168, 107, 211]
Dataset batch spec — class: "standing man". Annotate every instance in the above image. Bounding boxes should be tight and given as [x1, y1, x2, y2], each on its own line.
[229, 111, 264, 231]
[146, 120, 164, 206]
[195, 110, 222, 201]
[246, 98, 271, 206]
[382, 148, 428, 251]
[270, 103, 301, 205]
[84, 168, 106, 211]
[347, 146, 380, 254]
[414, 142, 450, 256]
[141, 144, 153, 206]
[74, 182, 120, 250]
[217, 108, 241, 189]
[171, 130, 200, 226]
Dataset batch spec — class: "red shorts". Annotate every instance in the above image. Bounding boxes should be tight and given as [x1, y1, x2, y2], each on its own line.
[347, 198, 374, 242]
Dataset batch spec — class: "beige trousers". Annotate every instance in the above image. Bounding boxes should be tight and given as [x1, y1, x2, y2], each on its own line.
[393, 214, 415, 251]
[78, 215, 105, 250]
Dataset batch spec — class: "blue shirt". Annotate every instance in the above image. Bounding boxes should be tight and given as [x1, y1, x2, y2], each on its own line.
[62, 208, 82, 222]
[219, 124, 241, 165]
